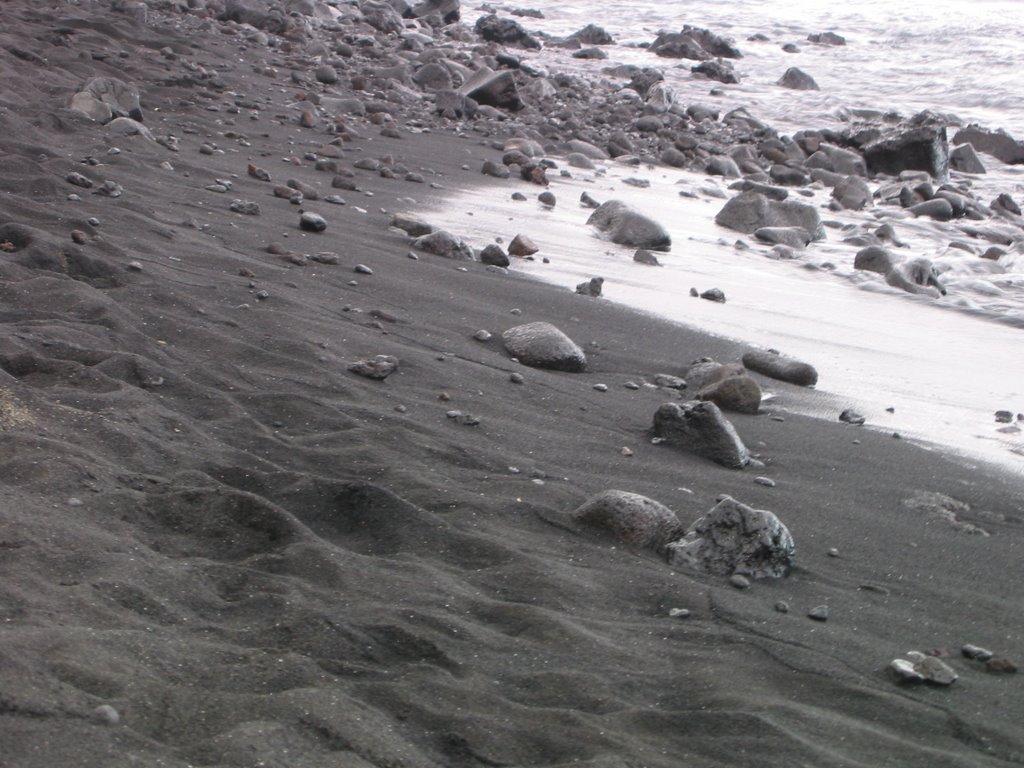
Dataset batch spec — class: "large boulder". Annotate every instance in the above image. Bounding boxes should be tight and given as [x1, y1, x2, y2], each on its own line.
[741, 349, 818, 387]
[459, 68, 522, 111]
[574, 491, 685, 552]
[587, 200, 671, 251]
[69, 77, 142, 124]
[863, 125, 949, 179]
[650, 26, 741, 59]
[502, 322, 586, 372]
[715, 191, 825, 241]
[666, 496, 794, 579]
[951, 126, 1024, 164]
[652, 401, 750, 469]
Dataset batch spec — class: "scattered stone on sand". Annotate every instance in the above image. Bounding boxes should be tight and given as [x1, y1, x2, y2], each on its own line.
[633, 249, 662, 266]
[229, 199, 261, 215]
[587, 200, 671, 251]
[575, 277, 604, 296]
[502, 322, 587, 372]
[348, 355, 399, 380]
[652, 401, 751, 468]
[696, 375, 762, 414]
[730, 574, 751, 589]
[890, 652, 958, 685]
[413, 230, 475, 260]
[508, 234, 539, 257]
[742, 349, 819, 387]
[390, 212, 434, 237]
[715, 191, 825, 240]
[300, 212, 327, 232]
[839, 409, 866, 425]
[807, 605, 829, 621]
[902, 491, 989, 535]
[480, 243, 510, 267]
[66, 172, 93, 189]
[92, 704, 121, 726]
[986, 657, 1018, 674]
[777, 67, 819, 91]
[69, 76, 143, 124]
[962, 644, 994, 662]
[574, 490, 685, 552]
[700, 288, 726, 303]
[247, 163, 271, 181]
[666, 495, 794, 578]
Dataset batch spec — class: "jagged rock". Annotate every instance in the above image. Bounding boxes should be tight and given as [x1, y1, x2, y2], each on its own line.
[651, 26, 742, 60]
[413, 230, 475, 260]
[863, 125, 949, 179]
[348, 354, 399, 380]
[575, 277, 604, 296]
[951, 126, 1024, 164]
[777, 67, 819, 90]
[949, 143, 986, 174]
[742, 350, 818, 387]
[475, 14, 540, 48]
[652, 401, 751, 469]
[587, 200, 671, 251]
[715, 191, 825, 240]
[502, 322, 586, 372]
[460, 68, 522, 111]
[69, 77, 143, 124]
[666, 496, 794, 578]
[574, 490, 684, 552]
[832, 175, 872, 210]
[696, 375, 761, 414]
[692, 59, 739, 84]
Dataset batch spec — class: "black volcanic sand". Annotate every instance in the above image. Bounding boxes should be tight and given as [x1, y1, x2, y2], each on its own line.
[1, 3, 1022, 767]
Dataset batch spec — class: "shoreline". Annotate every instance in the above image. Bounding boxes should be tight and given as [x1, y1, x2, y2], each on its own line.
[1, 2, 1022, 766]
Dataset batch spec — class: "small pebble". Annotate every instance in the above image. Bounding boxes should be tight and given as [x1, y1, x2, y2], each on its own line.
[807, 605, 829, 621]
[68, 497, 83, 507]
[986, 657, 1018, 674]
[774, 600, 790, 613]
[827, 547, 840, 558]
[509, 308, 522, 315]
[961, 644, 994, 662]
[729, 574, 751, 589]
[620, 447, 633, 457]
[623, 381, 640, 390]
[593, 383, 608, 392]
[93, 704, 120, 725]
[509, 372, 524, 384]
[473, 330, 492, 341]
[354, 264, 373, 274]
[754, 476, 776, 487]
[668, 608, 691, 619]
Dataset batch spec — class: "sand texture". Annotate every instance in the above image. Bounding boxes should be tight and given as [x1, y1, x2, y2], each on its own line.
[0, 3, 1022, 767]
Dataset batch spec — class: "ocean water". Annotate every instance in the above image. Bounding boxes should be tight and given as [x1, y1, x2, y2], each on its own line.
[426, 1, 1024, 468]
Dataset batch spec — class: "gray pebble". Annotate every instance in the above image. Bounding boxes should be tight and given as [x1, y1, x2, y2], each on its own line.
[93, 704, 120, 725]
[729, 574, 751, 589]
[593, 383, 608, 392]
[774, 600, 790, 613]
[754, 476, 776, 487]
[807, 605, 829, 621]
[509, 372, 524, 384]
[354, 264, 373, 274]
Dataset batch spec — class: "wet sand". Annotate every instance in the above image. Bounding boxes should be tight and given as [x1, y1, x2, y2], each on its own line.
[0, 3, 1022, 767]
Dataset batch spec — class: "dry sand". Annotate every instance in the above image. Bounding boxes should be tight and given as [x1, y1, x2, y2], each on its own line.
[0, 3, 1022, 767]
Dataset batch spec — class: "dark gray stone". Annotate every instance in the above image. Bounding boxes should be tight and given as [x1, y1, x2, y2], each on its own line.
[863, 125, 949, 179]
[413, 230, 475, 260]
[951, 126, 1024, 164]
[502, 322, 587, 372]
[753, 226, 812, 248]
[742, 350, 818, 387]
[574, 490, 685, 552]
[777, 67, 819, 91]
[587, 200, 671, 251]
[715, 191, 825, 240]
[652, 400, 751, 468]
[832, 175, 872, 210]
[460, 69, 522, 111]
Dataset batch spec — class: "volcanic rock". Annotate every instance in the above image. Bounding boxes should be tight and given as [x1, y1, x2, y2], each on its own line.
[587, 200, 671, 251]
[502, 322, 587, 372]
[742, 350, 818, 387]
[574, 491, 685, 552]
[715, 192, 825, 240]
[652, 401, 751, 468]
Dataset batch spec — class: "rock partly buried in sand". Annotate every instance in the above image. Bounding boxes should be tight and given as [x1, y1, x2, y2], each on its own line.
[653, 401, 750, 468]
[666, 495, 794, 578]
[863, 124, 949, 180]
[777, 67, 819, 91]
[348, 354, 399, 380]
[413, 230, 475, 260]
[575, 277, 604, 296]
[574, 490, 685, 552]
[696, 375, 761, 414]
[502, 322, 587, 372]
[715, 191, 825, 241]
[742, 349, 819, 387]
[69, 76, 143, 124]
[390, 212, 434, 237]
[587, 200, 671, 251]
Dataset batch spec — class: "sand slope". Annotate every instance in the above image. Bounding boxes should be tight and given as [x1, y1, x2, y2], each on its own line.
[0, 3, 1022, 766]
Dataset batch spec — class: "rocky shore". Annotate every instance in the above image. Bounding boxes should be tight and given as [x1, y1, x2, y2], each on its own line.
[1, 2, 1022, 766]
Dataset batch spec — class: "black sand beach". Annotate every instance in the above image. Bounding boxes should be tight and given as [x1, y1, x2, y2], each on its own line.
[1, 2, 1022, 766]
